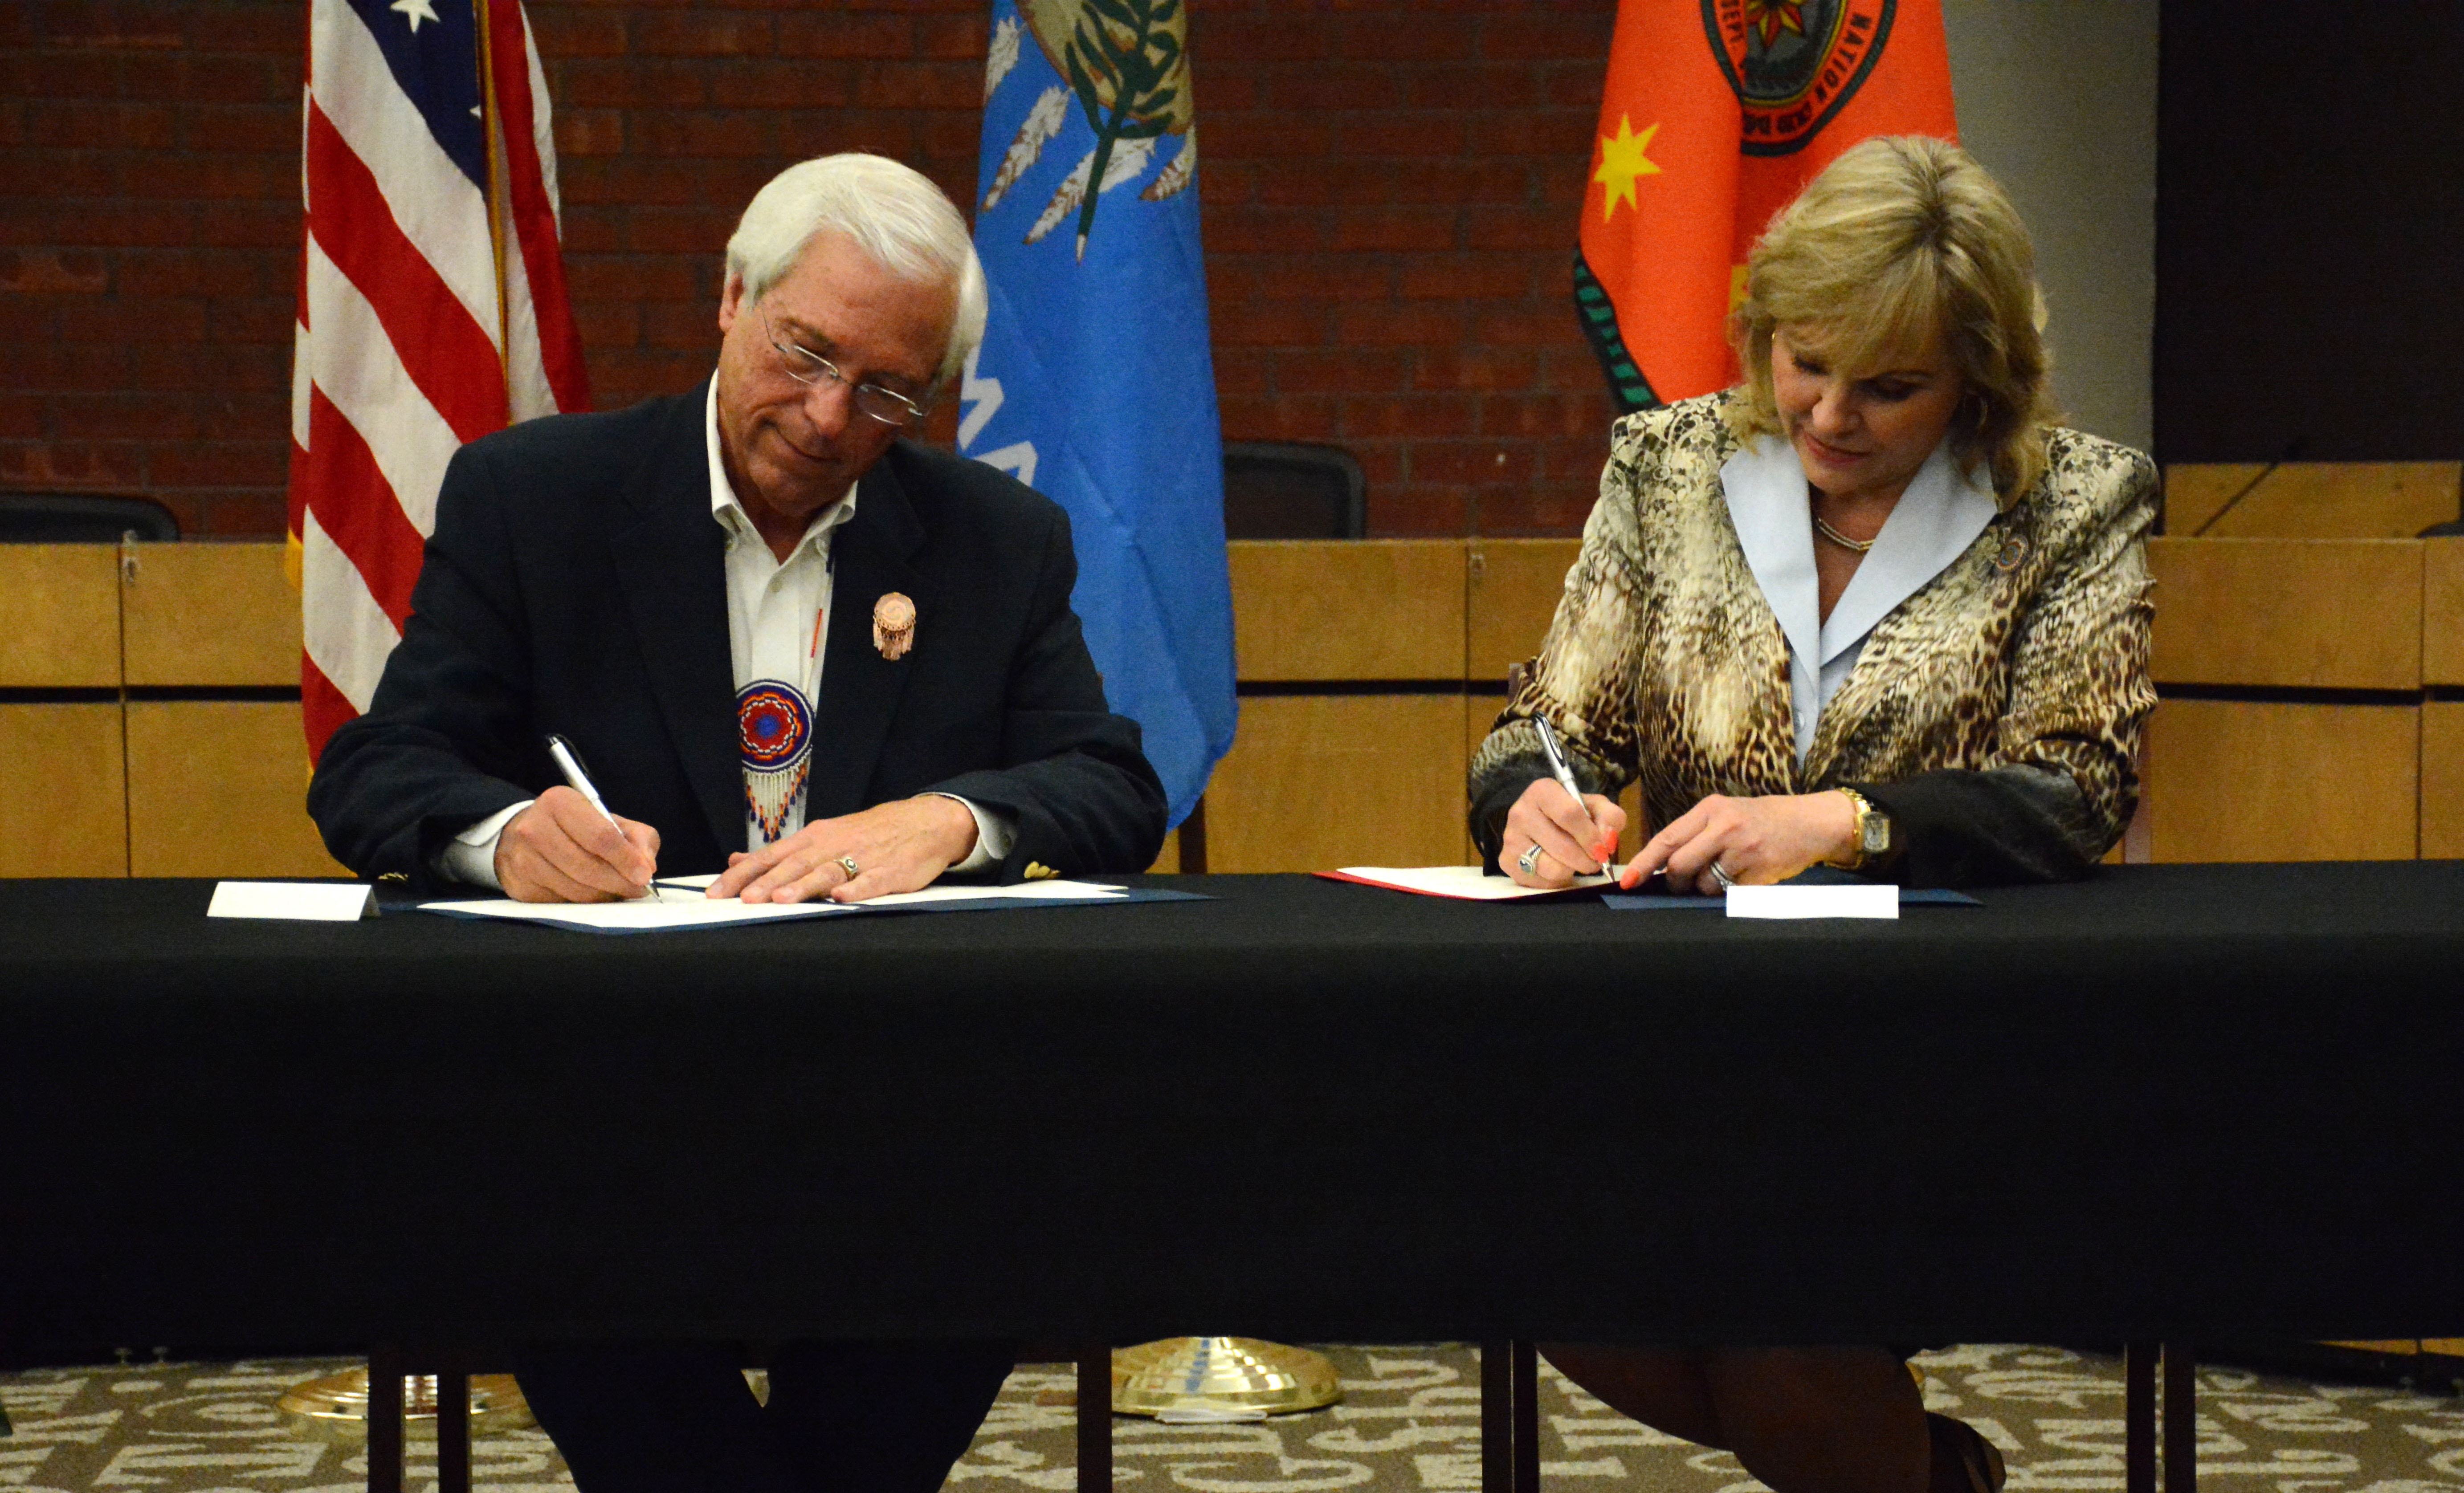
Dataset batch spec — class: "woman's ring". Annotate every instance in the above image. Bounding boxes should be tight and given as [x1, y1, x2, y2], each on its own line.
[1517, 844, 1544, 875]
[1710, 861, 1736, 890]
[837, 855, 861, 878]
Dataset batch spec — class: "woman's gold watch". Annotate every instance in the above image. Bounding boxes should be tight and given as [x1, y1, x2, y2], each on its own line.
[1826, 787, 1894, 871]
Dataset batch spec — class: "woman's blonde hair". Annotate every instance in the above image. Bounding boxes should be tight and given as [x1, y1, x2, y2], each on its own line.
[1725, 135, 2055, 505]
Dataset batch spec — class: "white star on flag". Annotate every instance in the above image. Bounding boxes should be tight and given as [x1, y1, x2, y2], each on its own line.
[391, 0, 441, 33]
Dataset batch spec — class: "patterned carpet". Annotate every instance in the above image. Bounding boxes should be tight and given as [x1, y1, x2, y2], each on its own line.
[6, 1343, 2464, 1491]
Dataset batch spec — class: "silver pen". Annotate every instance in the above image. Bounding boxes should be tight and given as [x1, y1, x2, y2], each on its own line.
[546, 733, 620, 829]
[1531, 716, 1616, 879]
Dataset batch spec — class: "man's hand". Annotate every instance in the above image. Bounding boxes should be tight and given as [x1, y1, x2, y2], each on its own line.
[495, 786, 661, 902]
[712, 795, 979, 903]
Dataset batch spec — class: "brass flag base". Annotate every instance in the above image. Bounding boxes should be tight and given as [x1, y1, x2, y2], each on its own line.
[1110, 1337, 1343, 1419]
[277, 1367, 534, 1435]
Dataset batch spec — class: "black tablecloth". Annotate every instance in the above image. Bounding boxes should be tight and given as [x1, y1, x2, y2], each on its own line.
[4, 865, 2462, 1348]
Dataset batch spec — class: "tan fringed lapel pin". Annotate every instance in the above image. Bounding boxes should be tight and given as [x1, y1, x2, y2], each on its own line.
[872, 592, 916, 660]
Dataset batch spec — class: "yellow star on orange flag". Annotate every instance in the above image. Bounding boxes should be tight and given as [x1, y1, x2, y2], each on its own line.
[1592, 114, 1662, 224]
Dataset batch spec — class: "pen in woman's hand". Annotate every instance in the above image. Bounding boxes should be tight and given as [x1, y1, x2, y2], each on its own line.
[1530, 716, 1616, 879]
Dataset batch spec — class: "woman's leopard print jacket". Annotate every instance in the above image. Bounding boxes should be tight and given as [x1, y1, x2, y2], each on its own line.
[1467, 393, 2158, 886]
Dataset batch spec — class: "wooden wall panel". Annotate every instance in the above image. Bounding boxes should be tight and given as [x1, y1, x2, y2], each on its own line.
[0, 704, 128, 877]
[2146, 699, 2417, 862]
[2425, 537, 2464, 686]
[1466, 693, 1506, 764]
[2422, 702, 2464, 861]
[1467, 539, 1582, 683]
[2164, 461, 2461, 538]
[122, 542, 297, 687]
[1229, 540, 1464, 681]
[1205, 694, 1471, 872]
[2148, 538, 2421, 689]
[125, 701, 349, 878]
[0, 544, 121, 688]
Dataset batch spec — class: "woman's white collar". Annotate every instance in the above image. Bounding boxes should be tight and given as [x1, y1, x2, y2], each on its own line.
[1720, 434, 1998, 669]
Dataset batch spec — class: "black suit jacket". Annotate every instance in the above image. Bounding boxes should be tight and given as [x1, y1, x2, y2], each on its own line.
[309, 383, 1167, 891]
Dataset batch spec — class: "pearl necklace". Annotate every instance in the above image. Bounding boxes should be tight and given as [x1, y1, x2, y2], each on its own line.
[1813, 515, 1876, 554]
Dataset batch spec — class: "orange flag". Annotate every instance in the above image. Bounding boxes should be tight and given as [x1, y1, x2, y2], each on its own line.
[1575, 0, 1957, 410]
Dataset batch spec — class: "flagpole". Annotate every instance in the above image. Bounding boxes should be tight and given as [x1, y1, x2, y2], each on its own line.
[473, 0, 514, 399]
[282, 4, 547, 1450]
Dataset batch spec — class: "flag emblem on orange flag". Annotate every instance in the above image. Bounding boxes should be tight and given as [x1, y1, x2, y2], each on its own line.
[1575, 0, 1956, 411]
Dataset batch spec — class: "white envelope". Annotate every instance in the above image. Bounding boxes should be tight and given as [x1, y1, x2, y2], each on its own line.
[1725, 883, 1899, 919]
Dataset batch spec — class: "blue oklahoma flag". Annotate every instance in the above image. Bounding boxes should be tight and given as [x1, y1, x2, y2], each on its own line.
[963, 0, 1236, 832]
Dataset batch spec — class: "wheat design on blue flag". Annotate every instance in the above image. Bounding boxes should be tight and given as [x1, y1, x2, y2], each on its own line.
[965, 0, 1236, 831]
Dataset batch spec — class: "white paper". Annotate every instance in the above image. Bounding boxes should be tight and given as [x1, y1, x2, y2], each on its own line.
[208, 881, 375, 921]
[1331, 865, 1611, 900]
[651, 873, 1124, 904]
[418, 897, 853, 932]
[1725, 883, 1899, 919]
[853, 880, 1125, 905]
[420, 878, 1136, 934]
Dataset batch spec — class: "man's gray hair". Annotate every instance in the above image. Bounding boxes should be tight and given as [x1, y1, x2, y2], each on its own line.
[725, 153, 988, 386]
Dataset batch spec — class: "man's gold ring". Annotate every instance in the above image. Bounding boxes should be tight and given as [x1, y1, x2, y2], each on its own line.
[837, 855, 860, 878]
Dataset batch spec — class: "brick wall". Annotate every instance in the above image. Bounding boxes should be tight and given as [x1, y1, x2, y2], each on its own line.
[1190, 0, 1618, 535]
[1, 0, 302, 537]
[2, 0, 1618, 540]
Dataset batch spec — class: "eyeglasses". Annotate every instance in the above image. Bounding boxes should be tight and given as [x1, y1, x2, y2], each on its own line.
[759, 306, 933, 428]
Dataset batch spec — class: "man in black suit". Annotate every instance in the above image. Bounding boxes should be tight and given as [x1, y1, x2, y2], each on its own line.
[309, 154, 1166, 1491]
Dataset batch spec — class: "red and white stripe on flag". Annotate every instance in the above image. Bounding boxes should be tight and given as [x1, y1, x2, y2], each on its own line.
[286, 0, 589, 760]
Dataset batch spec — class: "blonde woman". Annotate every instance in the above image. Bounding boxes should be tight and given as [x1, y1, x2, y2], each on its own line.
[1469, 137, 2157, 1490]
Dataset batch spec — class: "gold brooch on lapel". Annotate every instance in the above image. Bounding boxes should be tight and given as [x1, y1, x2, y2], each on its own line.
[1022, 861, 1061, 881]
[1993, 533, 2030, 573]
[871, 592, 916, 660]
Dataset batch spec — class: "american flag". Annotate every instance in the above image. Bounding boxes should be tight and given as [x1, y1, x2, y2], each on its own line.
[287, 0, 589, 759]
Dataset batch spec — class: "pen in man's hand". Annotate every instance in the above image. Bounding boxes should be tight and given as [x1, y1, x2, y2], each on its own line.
[547, 732, 664, 900]
[546, 734, 620, 829]
[1530, 716, 1616, 879]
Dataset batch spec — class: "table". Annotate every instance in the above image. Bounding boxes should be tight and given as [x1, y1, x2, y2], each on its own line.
[7, 867, 2464, 1481]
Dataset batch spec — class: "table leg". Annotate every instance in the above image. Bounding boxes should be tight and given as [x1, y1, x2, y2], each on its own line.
[1481, 1341, 1510, 1493]
[1481, 1341, 1541, 1493]
[2162, 1344, 2196, 1493]
[1510, 1341, 1539, 1493]
[1077, 1345, 1111, 1491]
[365, 1345, 403, 1493]
[433, 1353, 470, 1493]
[2124, 1342, 2155, 1493]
